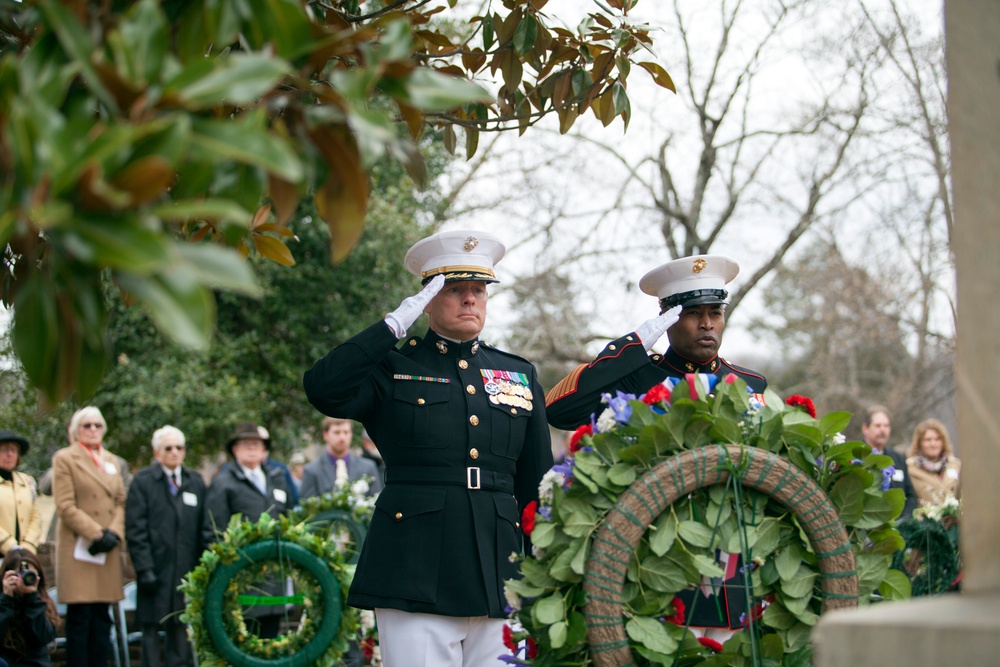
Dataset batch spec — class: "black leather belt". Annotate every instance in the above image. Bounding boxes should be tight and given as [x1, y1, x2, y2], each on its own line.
[385, 466, 514, 492]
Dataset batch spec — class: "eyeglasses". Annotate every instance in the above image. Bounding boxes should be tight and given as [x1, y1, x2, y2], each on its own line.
[162, 445, 185, 452]
[80, 423, 104, 430]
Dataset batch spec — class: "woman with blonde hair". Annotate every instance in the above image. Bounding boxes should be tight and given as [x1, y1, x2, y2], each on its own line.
[52, 406, 125, 667]
[906, 418, 961, 507]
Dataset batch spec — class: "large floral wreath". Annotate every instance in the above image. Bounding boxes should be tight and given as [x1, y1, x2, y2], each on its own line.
[503, 374, 910, 666]
[182, 513, 357, 666]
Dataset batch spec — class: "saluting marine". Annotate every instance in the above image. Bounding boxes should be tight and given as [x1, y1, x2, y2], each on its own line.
[303, 230, 552, 667]
[546, 254, 767, 430]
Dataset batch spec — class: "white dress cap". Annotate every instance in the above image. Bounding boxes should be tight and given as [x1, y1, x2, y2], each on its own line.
[404, 230, 506, 284]
[639, 255, 740, 309]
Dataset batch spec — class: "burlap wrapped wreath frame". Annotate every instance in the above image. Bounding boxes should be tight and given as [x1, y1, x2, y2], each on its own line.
[583, 444, 859, 667]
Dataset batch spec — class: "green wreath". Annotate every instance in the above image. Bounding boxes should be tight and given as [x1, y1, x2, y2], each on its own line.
[182, 513, 357, 666]
[892, 517, 960, 596]
[504, 377, 912, 666]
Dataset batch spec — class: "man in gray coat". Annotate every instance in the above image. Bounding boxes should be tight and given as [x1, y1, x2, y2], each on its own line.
[126, 425, 206, 667]
[300, 417, 382, 499]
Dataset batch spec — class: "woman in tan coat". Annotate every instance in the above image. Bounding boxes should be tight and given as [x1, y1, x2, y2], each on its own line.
[0, 430, 42, 556]
[906, 418, 961, 508]
[53, 406, 126, 667]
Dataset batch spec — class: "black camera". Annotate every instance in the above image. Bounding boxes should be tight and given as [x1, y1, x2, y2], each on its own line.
[18, 561, 38, 587]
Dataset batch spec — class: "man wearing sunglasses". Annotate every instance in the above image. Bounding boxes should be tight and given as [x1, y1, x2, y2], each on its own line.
[126, 425, 207, 667]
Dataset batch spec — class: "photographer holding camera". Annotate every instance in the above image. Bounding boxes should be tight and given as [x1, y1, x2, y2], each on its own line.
[0, 548, 59, 666]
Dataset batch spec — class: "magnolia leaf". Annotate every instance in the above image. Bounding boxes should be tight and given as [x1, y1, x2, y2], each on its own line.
[531, 592, 565, 625]
[560, 500, 598, 538]
[191, 117, 303, 182]
[150, 199, 252, 226]
[778, 563, 816, 598]
[607, 462, 636, 487]
[692, 554, 725, 578]
[854, 490, 901, 528]
[550, 540, 583, 582]
[403, 69, 492, 111]
[677, 520, 716, 549]
[855, 552, 891, 598]
[762, 600, 798, 630]
[11, 275, 59, 393]
[530, 521, 556, 548]
[829, 472, 866, 524]
[167, 53, 290, 107]
[175, 244, 262, 297]
[638, 554, 687, 593]
[818, 411, 852, 436]
[570, 536, 590, 575]
[878, 568, 912, 601]
[548, 620, 568, 649]
[253, 233, 296, 266]
[625, 615, 677, 655]
[775, 543, 805, 582]
[512, 13, 537, 55]
[649, 512, 677, 556]
[116, 272, 214, 351]
[67, 216, 172, 272]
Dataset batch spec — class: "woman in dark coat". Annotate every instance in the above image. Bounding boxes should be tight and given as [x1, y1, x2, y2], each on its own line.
[0, 548, 59, 667]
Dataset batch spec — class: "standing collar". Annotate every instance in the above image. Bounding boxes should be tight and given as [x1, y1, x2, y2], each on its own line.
[658, 346, 722, 374]
[423, 329, 482, 359]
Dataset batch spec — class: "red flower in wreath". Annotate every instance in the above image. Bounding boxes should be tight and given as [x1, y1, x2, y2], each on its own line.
[698, 637, 724, 653]
[503, 624, 518, 652]
[360, 637, 375, 660]
[527, 637, 539, 659]
[521, 501, 537, 536]
[785, 394, 816, 418]
[642, 383, 671, 405]
[568, 424, 592, 453]
[663, 596, 686, 625]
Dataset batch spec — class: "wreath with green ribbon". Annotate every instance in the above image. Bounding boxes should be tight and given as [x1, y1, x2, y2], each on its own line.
[891, 516, 960, 596]
[503, 375, 911, 667]
[182, 513, 357, 666]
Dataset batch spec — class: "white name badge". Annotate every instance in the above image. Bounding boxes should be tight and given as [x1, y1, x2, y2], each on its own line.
[273, 488, 287, 504]
[947, 468, 959, 479]
[182, 491, 198, 507]
[103, 462, 117, 475]
[892, 469, 905, 482]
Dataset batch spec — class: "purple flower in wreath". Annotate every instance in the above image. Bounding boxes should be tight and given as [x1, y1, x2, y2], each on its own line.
[538, 506, 552, 520]
[551, 461, 574, 489]
[881, 465, 895, 491]
[603, 391, 636, 424]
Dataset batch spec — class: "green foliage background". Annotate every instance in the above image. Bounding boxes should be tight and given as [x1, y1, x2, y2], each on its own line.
[1, 157, 443, 476]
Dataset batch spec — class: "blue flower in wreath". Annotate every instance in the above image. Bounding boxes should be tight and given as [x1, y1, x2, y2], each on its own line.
[602, 390, 636, 424]
[881, 465, 895, 491]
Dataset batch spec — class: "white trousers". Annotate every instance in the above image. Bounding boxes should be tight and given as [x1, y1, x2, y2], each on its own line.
[374, 608, 508, 667]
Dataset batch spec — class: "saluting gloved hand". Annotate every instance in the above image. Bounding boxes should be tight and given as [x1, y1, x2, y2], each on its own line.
[87, 529, 121, 555]
[384, 274, 446, 339]
[137, 570, 158, 594]
[635, 305, 683, 352]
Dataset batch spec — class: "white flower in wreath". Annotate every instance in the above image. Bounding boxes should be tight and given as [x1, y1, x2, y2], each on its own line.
[504, 587, 522, 612]
[538, 469, 565, 505]
[596, 407, 617, 434]
[359, 609, 376, 634]
[351, 479, 370, 497]
[532, 544, 545, 559]
[832, 432, 847, 445]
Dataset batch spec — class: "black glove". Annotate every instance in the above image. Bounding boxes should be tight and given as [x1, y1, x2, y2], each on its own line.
[87, 529, 120, 555]
[137, 570, 158, 594]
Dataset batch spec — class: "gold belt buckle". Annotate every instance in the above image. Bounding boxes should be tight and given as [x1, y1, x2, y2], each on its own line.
[466, 467, 481, 490]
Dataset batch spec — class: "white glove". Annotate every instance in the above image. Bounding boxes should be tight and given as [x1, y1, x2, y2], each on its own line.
[634, 305, 682, 352]
[384, 275, 446, 339]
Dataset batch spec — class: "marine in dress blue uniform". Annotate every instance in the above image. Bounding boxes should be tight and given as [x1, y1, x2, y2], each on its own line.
[546, 254, 767, 431]
[303, 230, 552, 667]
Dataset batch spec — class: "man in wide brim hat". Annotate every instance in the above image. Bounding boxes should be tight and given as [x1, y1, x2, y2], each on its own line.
[545, 254, 768, 431]
[0, 430, 30, 458]
[224, 423, 271, 457]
